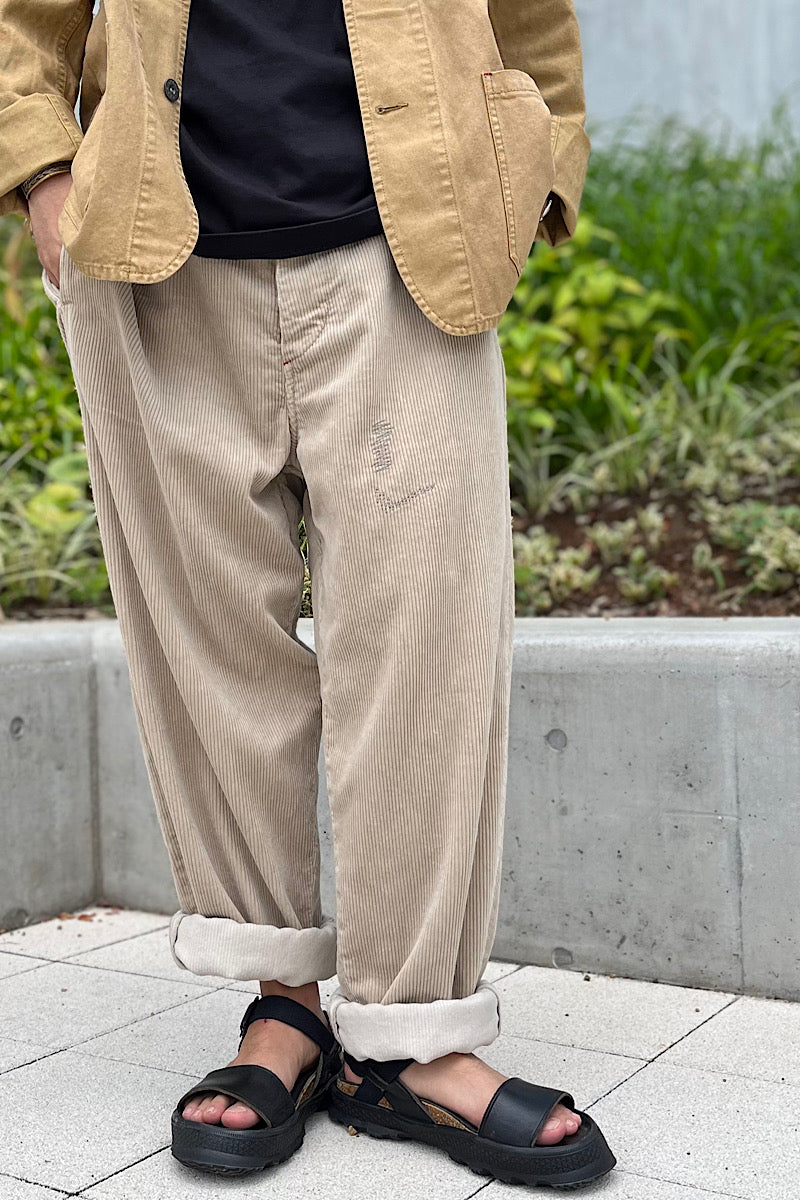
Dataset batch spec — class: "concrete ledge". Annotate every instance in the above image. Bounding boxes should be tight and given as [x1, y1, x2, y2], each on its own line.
[1, 617, 797, 999]
[501, 618, 800, 1002]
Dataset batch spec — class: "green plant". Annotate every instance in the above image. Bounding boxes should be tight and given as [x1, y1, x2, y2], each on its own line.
[0, 450, 110, 613]
[748, 527, 800, 595]
[500, 112, 800, 515]
[500, 214, 688, 508]
[612, 546, 678, 604]
[691, 540, 727, 591]
[586, 517, 637, 566]
[587, 503, 667, 567]
[299, 519, 312, 617]
[699, 498, 800, 596]
[513, 527, 600, 614]
[583, 107, 800, 384]
[1, 221, 82, 469]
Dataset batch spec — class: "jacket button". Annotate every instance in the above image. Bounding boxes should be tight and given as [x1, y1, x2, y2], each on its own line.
[164, 78, 180, 102]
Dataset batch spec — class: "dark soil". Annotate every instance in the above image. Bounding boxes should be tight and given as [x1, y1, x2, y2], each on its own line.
[513, 490, 800, 618]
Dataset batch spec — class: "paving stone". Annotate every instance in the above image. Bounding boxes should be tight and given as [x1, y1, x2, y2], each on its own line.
[483, 960, 521, 984]
[477, 1032, 643, 1107]
[590, 1059, 800, 1199]
[661, 994, 800, 1086]
[78, 987, 261, 1077]
[0, 1050, 192, 1192]
[494, 965, 736, 1059]
[0, 1176, 66, 1200]
[0, 1038, 55, 1075]
[0, 961, 211, 1051]
[0, 952, 50, 980]
[82, 1112, 479, 1200]
[68, 927, 231, 988]
[0, 907, 169, 961]
[483, 1169, 739, 1197]
[1, 906, 790, 1199]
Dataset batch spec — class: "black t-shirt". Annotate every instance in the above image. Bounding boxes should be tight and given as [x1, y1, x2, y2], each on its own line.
[180, 0, 383, 258]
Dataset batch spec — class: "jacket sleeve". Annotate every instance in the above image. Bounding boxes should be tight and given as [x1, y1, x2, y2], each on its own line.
[0, 0, 93, 218]
[488, 0, 591, 246]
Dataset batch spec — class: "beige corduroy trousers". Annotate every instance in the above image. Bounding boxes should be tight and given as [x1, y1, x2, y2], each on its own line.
[43, 231, 514, 1063]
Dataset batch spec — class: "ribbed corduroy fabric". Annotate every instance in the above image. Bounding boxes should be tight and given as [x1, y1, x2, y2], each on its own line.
[43, 233, 514, 1062]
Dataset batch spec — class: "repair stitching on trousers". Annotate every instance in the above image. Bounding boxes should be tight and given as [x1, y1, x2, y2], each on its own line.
[374, 482, 436, 512]
[370, 420, 393, 472]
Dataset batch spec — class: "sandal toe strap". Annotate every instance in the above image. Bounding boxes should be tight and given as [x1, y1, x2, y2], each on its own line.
[176, 1064, 295, 1128]
[479, 1078, 576, 1147]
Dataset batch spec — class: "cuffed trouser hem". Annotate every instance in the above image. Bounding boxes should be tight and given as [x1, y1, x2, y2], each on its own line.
[327, 979, 501, 1064]
[169, 911, 337, 985]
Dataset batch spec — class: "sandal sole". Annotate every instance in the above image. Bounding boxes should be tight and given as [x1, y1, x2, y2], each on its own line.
[328, 1087, 616, 1189]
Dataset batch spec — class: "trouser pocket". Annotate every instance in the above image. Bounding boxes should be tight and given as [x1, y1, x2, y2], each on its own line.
[40, 243, 71, 340]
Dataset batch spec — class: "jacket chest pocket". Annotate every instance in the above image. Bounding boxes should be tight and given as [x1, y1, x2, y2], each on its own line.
[482, 69, 556, 276]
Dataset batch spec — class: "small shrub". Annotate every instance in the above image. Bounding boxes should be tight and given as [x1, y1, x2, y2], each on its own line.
[0, 451, 110, 613]
[691, 540, 727, 591]
[700, 498, 800, 596]
[612, 547, 678, 604]
[513, 527, 600, 614]
[586, 517, 637, 566]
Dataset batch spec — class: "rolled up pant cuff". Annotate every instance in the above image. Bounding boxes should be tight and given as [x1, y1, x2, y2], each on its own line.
[327, 979, 501, 1063]
[169, 911, 337, 984]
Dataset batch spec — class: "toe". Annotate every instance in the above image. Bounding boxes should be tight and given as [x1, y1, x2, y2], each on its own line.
[197, 1093, 235, 1124]
[220, 1101, 260, 1130]
[182, 1094, 210, 1123]
[535, 1101, 582, 1146]
[536, 1115, 567, 1146]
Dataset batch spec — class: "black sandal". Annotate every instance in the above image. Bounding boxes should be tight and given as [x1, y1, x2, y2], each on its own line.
[170, 994, 342, 1176]
[329, 1052, 617, 1189]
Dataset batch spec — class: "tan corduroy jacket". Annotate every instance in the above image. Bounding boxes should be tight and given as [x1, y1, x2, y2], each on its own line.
[0, 0, 590, 336]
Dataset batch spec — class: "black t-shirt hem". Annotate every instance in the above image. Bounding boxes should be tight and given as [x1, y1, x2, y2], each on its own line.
[191, 203, 384, 260]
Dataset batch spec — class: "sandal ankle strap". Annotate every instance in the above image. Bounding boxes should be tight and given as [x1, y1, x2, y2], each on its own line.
[341, 1052, 433, 1122]
[342, 1051, 414, 1080]
[239, 994, 336, 1054]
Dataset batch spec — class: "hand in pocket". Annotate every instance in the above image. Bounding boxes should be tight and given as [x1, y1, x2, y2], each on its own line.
[27, 170, 73, 289]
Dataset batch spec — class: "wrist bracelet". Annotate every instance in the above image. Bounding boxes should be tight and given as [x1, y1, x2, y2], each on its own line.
[18, 160, 73, 202]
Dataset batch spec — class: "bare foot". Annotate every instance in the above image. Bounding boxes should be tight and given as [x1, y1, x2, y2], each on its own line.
[182, 981, 323, 1130]
[344, 1052, 581, 1146]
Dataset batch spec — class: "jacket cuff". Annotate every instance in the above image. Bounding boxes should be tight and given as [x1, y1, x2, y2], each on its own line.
[537, 115, 591, 247]
[0, 93, 83, 218]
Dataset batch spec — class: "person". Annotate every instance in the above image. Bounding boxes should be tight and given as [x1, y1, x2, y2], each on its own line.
[1, 0, 617, 1187]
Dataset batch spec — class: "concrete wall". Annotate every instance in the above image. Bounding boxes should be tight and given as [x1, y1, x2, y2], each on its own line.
[1, 617, 798, 999]
[576, 0, 800, 139]
[0, 626, 97, 927]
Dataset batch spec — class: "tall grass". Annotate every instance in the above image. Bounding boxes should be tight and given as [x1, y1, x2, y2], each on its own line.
[501, 109, 800, 513]
[584, 109, 800, 370]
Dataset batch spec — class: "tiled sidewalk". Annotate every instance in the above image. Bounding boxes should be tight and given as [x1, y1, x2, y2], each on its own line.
[0, 908, 796, 1199]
